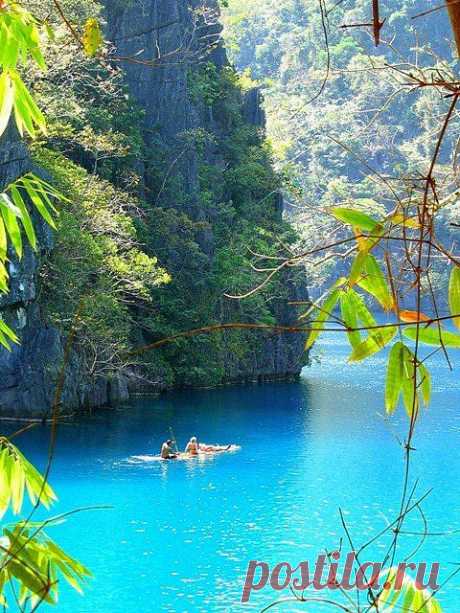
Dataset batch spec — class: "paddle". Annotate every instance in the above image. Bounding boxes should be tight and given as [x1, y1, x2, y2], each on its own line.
[169, 426, 180, 454]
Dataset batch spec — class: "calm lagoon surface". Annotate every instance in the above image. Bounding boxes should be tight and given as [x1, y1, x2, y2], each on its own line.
[16, 333, 460, 612]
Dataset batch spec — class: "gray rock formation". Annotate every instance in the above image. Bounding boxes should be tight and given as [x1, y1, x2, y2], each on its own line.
[0, 127, 129, 417]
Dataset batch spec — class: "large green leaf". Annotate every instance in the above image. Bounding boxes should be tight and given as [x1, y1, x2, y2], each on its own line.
[331, 207, 379, 232]
[403, 326, 460, 347]
[401, 350, 418, 417]
[0, 71, 14, 138]
[82, 18, 103, 57]
[346, 287, 377, 328]
[376, 568, 442, 612]
[0, 193, 23, 258]
[419, 361, 432, 406]
[305, 288, 341, 349]
[340, 291, 361, 348]
[349, 326, 397, 362]
[355, 254, 394, 310]
[385, 342, 405, 415]
[448, 267, 460, 330]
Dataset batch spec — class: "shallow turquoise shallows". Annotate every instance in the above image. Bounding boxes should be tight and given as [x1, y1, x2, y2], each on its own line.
[13, 334, 460, 612]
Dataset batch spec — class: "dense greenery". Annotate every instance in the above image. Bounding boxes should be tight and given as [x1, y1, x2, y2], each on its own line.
[137, 63, 301, 386]
[223, 0, 460, 296]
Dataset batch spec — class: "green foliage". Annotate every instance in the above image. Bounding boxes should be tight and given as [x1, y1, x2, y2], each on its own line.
[448, 266, 460, 329]
[34, 148, 170, 375]
[0, 172, 62, 348]
[0, 438, 90, 608]
[189, 62, 223, 107]
[0, 437, 56, 517]
[376, 568, 442, 612]
[0, 3, 56, 139]
[138, 62, 303, 386]
[82, 17, 103, 57]
[385, 342, 431, 417]
[222, 0, 458, 296]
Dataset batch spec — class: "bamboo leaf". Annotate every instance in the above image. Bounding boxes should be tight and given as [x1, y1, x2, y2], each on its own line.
[356, 254, 394, 310]
[305, 288, 341, 349]
[0, 217, 7, 260]
[349, 251, 367, 286]
[385, 342, 405, 415]
[331, 207, 379, 232]
[419, 361, 431, 407]
[340, 291, 361, 348]
[346, 288, 377, 328]
[82, 18, 103, 57]
[0, 70, 14, 138]
[0, 193, 22, 258]
[399, 310, 431, 323]
[387, 212, 420, 229]
[401, 349, 418, 418]
[9, 185, 36, 250]
[449, 266, 460, 330]
[403, 326, 460, 347]
[349, 326, 397, 362]
[21, 177, 56, 229]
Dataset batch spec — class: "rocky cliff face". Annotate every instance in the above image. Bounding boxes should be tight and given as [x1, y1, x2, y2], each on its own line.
[0, 129, 129, 417]
[0, 0, 307, 417]
[105, 0, 308, 385]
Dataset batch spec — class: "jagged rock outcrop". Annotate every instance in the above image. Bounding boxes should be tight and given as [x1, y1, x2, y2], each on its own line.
[105, 0, 307, 386]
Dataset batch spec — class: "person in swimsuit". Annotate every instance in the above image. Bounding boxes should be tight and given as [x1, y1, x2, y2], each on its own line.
[160, 439, 178, 459]
[185, 436, 199, 455]
[185, 436, 232, 453]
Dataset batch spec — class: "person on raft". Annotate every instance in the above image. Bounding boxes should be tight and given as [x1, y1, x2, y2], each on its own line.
[160, 439, 178, 459]
[185, 436, 199, 455]
[184, 436, 231, 454]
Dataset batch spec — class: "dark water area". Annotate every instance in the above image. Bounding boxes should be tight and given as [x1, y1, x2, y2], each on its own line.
[12, 332, 460, 611]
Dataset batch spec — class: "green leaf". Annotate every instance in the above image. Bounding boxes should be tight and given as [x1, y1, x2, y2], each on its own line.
[346, 288, 377, 328]
[82, 18, 103, 57]
[385, 342, 405, 414]
[0, 217, 7, 260]
[349, 326, 397, 362]
[331, 207, 379, 232]
[403, 326, 460, 347]
[419, 361, 431, 406]
[355, 254, 394, 310]
[305, 288, 341, 349]
[401, 350, 418, 417]
[9, 185, 37, 250]
[340, 291, 361, 348]
[448, 267, 460, 330]
[20, 177, 56, 229]
[349, 250, 367, 286]
[10, 70, 46, 137]
[0, 70, 14, 138]
[0, 193, 22, 258]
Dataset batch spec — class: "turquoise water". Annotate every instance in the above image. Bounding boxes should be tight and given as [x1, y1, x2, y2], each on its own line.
[13, 334, 460, 612]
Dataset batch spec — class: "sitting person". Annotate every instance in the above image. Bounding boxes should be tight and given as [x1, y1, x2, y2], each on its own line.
[185, 436, 199, 455]
[160, 439, 178, 459]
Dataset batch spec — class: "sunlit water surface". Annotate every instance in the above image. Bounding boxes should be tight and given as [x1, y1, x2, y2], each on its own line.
[14, 334, 460, 612]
